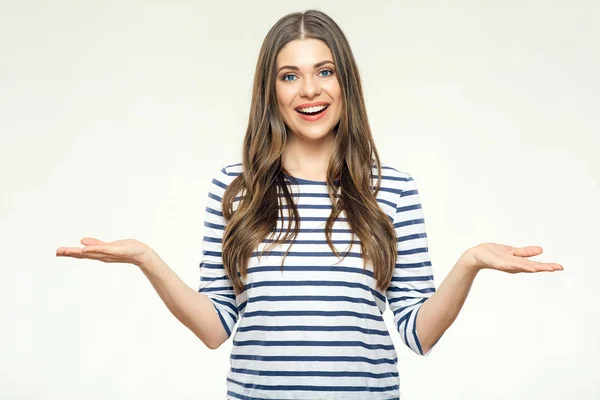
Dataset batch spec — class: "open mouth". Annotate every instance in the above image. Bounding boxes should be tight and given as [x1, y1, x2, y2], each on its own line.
[295, 104, 330, 116]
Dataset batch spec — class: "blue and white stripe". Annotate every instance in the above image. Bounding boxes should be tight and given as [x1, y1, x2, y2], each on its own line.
[198, 162, 437, 400]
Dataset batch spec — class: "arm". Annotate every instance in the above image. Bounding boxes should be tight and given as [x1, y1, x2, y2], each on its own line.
[139, 250, 229, 349]
[414, 255, 478, 355]
[387, 174, 476, 356]
[386, 173, 437, 355]
[140, 165, 239, 350]
[416, 242, 563, 354]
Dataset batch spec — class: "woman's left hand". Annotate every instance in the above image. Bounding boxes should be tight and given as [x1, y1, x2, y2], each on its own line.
[460, 243, 563, 273]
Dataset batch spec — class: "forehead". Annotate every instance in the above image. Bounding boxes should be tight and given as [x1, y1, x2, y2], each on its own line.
[276, 38, 333, 68]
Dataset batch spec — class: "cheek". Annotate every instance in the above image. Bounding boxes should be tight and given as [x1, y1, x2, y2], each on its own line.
[324, 81, 343, 107]
[333, 85, 342, 103]
[276, 90, 294, 126]
[276, 85, 295, 109]
[330, 83, 342, 103]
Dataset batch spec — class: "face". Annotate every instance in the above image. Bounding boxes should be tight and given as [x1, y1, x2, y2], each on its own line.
[275, 38, 342, 143]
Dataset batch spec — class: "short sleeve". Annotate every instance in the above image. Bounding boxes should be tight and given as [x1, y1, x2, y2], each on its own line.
[386, 174, 438, 356]
[197, 165, 239, 338]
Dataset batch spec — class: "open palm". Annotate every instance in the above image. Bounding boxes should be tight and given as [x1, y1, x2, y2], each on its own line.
[463, 243, 563, 273]
[56, 237, 151, 267]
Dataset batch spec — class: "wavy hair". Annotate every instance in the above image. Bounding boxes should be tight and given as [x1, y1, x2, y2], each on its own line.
[221, 9, 397, 295]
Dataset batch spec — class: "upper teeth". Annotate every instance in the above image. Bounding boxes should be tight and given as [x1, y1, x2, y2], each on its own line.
[298, 105, 327, 113]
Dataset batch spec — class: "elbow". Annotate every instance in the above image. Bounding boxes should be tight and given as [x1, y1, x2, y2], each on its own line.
[202, 332, 229, 350]
[191, 317, 231, 350]
[203, 338, 223, 350]
[186, 323, 223, 349]
[416, 333, 442, 356]
[205, 341, 221, 350]
[419, 345, 432, 356]
[202, 334, 227, 350]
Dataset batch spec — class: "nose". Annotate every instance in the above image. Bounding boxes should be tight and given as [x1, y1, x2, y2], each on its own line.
[299, 76, 321, 98]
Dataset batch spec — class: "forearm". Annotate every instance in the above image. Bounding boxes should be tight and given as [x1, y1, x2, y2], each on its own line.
[416, 254, 479, 354]
[138, 249, 226, 349]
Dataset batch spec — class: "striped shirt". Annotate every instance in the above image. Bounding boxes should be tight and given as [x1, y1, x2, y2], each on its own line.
[198, 162, 437, 400]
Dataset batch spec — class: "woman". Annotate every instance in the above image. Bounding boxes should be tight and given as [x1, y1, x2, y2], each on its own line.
[56, 9, 563, 400]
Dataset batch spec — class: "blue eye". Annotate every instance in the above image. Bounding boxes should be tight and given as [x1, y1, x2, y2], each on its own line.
[283, 74, 296, 82]
[320, 69, 333, 77]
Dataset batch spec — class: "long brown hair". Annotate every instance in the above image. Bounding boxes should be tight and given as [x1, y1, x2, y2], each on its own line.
[221, 9, 397, 295]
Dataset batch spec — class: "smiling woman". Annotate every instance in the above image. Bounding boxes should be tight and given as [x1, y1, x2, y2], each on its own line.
[55, 7, 564, 400]
[276, 43, 341, 132]
[213, 10, 433, 399]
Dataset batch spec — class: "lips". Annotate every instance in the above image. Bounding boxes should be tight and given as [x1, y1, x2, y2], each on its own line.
[294, 101, 330, 115]
[295, 105, 329, 122]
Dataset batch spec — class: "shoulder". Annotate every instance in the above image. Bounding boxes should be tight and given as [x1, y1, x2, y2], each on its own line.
[223, 161, 243, 178]
[209, 161, 242, 188]
[375, 162, 414, 195]
[205, 162, 243, 213]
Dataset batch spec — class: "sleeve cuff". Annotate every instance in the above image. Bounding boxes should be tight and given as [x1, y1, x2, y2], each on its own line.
[412, 302, 442, 356]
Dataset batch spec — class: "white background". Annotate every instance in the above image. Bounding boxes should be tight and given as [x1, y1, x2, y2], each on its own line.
[1, 1, 598, 399]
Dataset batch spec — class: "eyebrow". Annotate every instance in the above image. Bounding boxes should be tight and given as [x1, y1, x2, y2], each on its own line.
[277, 60, 335, 73]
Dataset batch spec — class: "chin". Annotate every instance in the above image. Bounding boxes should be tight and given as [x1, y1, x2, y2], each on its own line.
[296, 127, 335, 140]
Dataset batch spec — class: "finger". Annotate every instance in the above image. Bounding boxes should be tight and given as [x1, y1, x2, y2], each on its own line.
[81, 245, 111, 254]
[56, 246, 117, 262]
[56, 247, 106, 259]
[81, 237, 106, 246]
[518, 259, 561, 272]
[513, 246, 543, 258]
[56, 247, 85, 258]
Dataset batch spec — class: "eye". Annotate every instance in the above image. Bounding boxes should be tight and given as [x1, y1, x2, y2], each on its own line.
[282, 74, 297, 82]
[319, 69, 334, 77]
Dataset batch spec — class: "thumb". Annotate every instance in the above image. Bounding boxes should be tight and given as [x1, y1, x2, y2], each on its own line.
[513, 246, 543, 258]
[81, 237, 106, 246]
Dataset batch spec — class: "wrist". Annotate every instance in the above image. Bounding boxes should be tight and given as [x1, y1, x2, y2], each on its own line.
[137, 247, 158, 272]
[458, 248, 482, 274]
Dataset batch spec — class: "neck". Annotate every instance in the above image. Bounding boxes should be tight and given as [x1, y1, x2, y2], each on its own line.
[281, 131, 335, 181]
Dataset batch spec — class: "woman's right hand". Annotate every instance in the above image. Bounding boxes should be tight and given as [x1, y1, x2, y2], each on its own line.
[56, 237, 153, 268]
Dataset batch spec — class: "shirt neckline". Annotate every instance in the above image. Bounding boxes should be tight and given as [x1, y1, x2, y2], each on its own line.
[283, 172, 342, 185]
